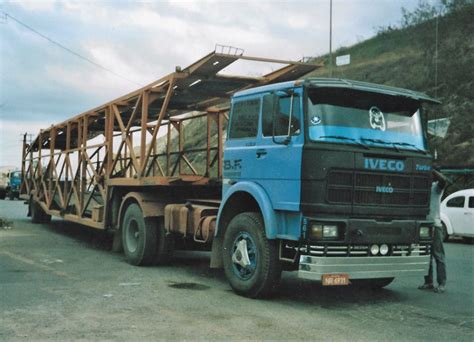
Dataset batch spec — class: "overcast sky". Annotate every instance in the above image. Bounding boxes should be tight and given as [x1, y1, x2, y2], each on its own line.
[0, 0, 422, 167]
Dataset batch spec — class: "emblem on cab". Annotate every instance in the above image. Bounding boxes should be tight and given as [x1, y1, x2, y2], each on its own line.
[369, 106, 386, 131]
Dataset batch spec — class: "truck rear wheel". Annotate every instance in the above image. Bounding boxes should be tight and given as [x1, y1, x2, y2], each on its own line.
[122, 203, 157, 266]
[223, 212, 282, 298]
[30, 199, 51, 224]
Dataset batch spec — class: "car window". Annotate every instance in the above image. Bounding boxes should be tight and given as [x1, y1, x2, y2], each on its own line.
[446, 196, 465, 208]
[469, 196, 474, 209]
[229, 99, 260, 139]
[262, 94, 301, 137]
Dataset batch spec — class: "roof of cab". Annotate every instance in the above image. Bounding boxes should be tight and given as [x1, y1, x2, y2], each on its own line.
[234, 77, 441, 104]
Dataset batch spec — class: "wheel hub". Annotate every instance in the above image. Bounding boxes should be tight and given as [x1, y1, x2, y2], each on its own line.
[126, 219, 140, 253]
[232, 239, 251, 268]
[231, 232, 257, 280]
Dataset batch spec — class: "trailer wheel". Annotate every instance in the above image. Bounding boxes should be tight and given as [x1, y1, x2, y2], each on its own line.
[223, 212, 282, 298]
[30, 199, 51, 224]
[351, 277, 394, 289]
[122, 203, 158, 266]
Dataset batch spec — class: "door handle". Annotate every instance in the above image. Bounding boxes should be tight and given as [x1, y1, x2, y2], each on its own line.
[256, 149, 267, 158]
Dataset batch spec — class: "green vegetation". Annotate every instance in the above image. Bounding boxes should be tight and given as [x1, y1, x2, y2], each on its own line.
[155, 2, 473, 191]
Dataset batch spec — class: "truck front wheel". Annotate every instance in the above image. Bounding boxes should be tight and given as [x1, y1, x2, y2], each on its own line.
[223, 212, 282, 298]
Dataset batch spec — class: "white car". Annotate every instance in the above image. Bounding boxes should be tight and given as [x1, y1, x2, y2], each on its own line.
[440, 188, 474, 242]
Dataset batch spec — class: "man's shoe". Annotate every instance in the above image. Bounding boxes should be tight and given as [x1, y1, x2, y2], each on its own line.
[434, 284, 446, 293]
[418, 283, 434, 290]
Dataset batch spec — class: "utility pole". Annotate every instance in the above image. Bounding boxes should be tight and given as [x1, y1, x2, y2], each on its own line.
[329, 0, 333, 77]
[434, 14, 439, 160]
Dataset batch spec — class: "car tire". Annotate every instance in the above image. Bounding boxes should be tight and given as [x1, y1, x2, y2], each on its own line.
[223, 212, 282, 298]
[122, 203, 158, 266]
[0, 191, 5, 200]
[30, 199, 51, 224]
[351, 277, 394, 289]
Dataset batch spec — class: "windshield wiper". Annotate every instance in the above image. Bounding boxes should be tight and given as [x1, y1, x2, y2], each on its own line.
[360, 138, 400, 152]
[361, 138, 426, 154]
[391, 141, 427, 154]
[319, 135, 369, 149]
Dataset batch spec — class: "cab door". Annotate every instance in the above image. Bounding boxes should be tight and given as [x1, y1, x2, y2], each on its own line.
[461, 196, 474, 236]
[252, 88, 304, 212]
[223, 96, 261, 194]
[443, 195, 466, 234]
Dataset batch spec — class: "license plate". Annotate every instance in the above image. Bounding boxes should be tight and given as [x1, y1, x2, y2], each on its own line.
[322, 274, 350, 286]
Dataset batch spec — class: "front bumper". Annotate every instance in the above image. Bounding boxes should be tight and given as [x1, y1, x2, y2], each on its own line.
[298, 254, 430, 280]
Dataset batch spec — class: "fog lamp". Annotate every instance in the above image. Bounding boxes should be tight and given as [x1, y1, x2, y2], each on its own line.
[420, 226, 431, 239]
[323, 225, 339, 238]
[380, 244, 389, 255]
[370, 244, 380, 255]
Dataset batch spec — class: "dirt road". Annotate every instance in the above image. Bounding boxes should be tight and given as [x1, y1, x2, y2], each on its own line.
[1, 200, 473, 340]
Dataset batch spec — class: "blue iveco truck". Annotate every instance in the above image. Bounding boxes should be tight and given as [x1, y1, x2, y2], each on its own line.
[22, 52, 439, 299]
[6, 170, 21, 200]
[216, 78, 438, 297]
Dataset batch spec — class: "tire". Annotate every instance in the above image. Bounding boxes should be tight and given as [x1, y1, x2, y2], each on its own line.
[442, 223, 449, 242]
[121, 203, 158, 266]
[351, 277, 394, 289]
[222, 212, 282, 298]
[30, 200, 51, 224]
[9, 192, 15, 201]
[462, 237, 474, 244]
[0, 191, 5, 200]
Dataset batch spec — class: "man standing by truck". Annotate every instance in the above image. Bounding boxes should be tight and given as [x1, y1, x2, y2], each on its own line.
[419, 170, 449, 293]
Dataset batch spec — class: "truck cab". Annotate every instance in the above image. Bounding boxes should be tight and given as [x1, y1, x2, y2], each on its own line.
[6, 170, 21, 200]
[219, 78, 438, 297]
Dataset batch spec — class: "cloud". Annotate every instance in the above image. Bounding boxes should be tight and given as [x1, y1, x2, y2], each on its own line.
[0, 0, 419, 166]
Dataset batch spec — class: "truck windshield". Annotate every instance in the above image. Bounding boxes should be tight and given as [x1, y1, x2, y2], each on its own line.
[307, 88, 426, 151]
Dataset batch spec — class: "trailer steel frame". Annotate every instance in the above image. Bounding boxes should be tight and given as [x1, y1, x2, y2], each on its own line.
[21, 50, 321, 229]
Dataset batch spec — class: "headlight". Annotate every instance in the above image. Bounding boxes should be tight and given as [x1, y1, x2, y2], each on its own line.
[310, 224, 323, 239]
[309, 223, 340, 240]
[323, 225, 339, 238]
[420, 226, 431, 239]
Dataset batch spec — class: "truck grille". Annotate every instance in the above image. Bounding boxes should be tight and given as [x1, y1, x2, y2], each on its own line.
[327, 170, 430, 207]
[301, 243, 430, 257]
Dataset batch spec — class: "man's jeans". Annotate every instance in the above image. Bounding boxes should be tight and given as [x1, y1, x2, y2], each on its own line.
[425, 225, 447, 285]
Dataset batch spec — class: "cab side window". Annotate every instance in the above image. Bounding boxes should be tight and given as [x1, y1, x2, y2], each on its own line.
[468, 197, 474, 209]
[262, 93, 301, 137]
[229, 99, 260, 139]
[446, 196, 465, 208]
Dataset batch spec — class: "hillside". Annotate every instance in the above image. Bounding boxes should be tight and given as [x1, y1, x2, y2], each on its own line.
[153, 5, 473, 190]
[308, 4, 474, 169]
